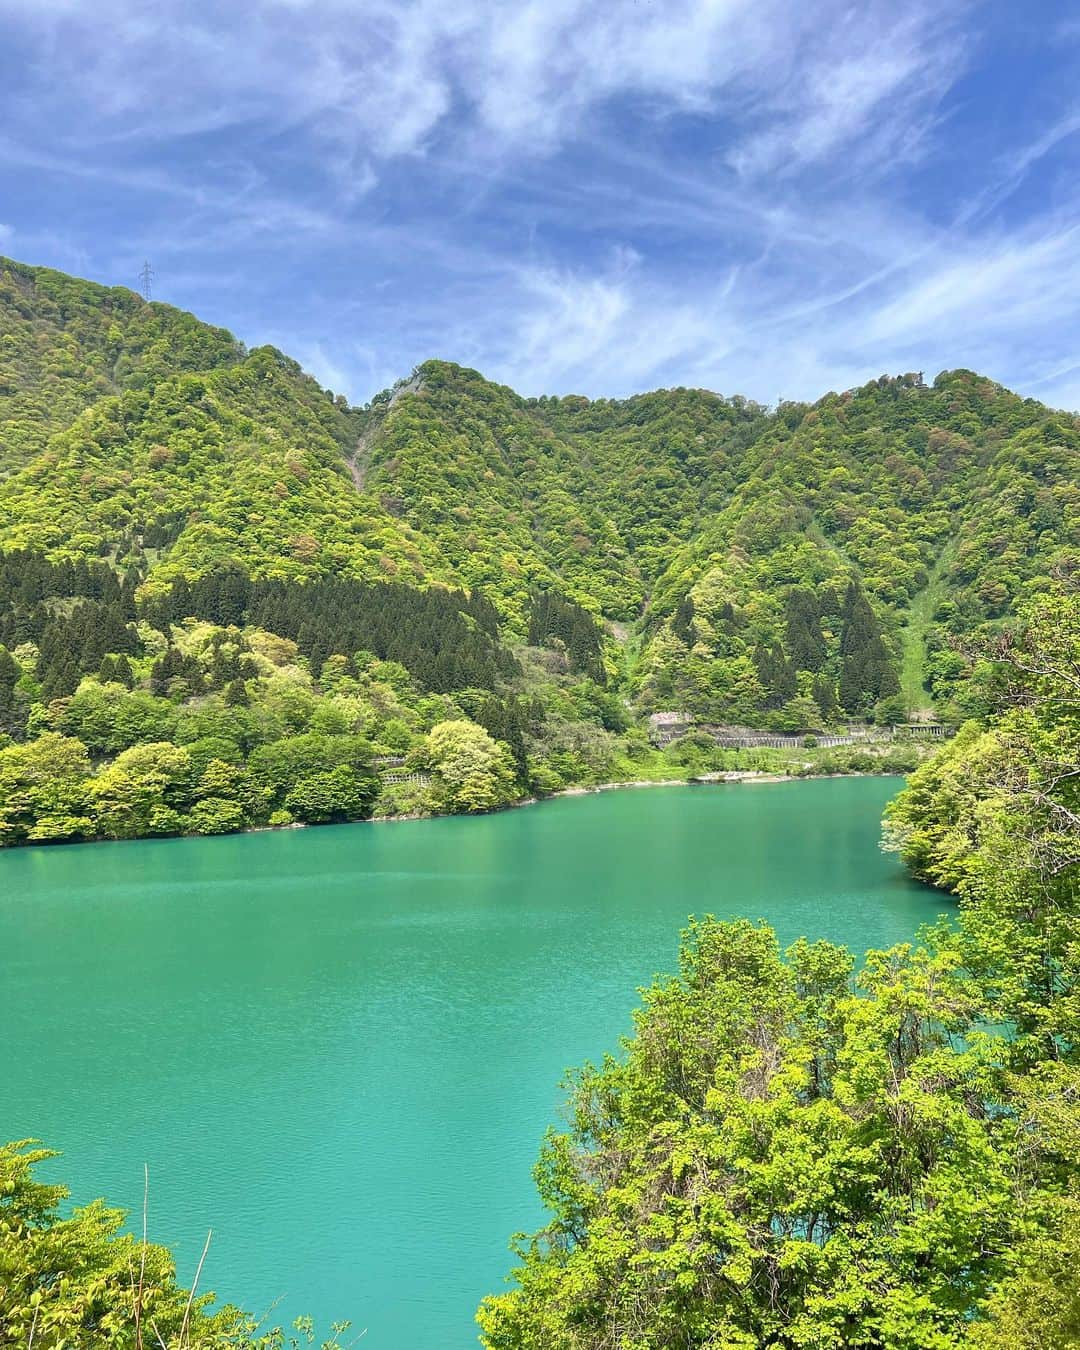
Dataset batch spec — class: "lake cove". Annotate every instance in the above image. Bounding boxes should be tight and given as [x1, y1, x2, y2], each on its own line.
[0, 777, 944, 1348]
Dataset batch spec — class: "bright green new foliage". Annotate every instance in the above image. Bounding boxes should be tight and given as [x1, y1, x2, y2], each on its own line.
[423, 718, 518, 813]
[885, 591, 1080, 1062]
[478, 920, 1020, 1349]
[480, 589, 1080, 1348]
[3, 257, 1078, 738]
[0, 1139, 354, 1347]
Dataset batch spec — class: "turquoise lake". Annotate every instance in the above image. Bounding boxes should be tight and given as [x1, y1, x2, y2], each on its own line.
[0, 777, 947, 1346]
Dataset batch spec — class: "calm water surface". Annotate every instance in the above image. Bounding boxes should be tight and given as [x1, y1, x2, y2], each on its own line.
[0, 778, 946, 1346]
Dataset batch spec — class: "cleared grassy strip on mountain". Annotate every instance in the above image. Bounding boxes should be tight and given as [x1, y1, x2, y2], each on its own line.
[899, 541, 956, 716]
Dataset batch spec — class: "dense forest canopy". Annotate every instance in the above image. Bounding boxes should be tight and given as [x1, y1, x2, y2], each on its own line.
[0, 253, 1076, 847]
[3, 257, 1075, 639]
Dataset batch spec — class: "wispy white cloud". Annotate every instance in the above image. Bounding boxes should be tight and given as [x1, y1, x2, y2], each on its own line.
[2, 0, 957, 172]
[494, 246, 725, 393]
[726, 7, 967, 180]
[2, 0, 1078, 414]
[859, 224, 1080, 346]
[455, 203, 1080, 414]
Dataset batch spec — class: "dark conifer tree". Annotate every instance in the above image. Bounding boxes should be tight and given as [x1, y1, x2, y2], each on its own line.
[528, 591, 605, 682]
[0, 645, 25, 739]
[672, 596, 696, 647]
[839, 580, 899, 714]
[785, 589, 826, 671]
[113, 654, 135, 688]
[224, 678, 250, 707]
[172, 575, 193, 623]
[812, 673, 839, 723]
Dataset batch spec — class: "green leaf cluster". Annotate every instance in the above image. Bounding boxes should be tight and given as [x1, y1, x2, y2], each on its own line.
[479, 588, 1080, 1347]
[0, 1140, 353, 1348]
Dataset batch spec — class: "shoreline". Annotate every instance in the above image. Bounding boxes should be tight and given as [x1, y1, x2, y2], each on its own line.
[327, 766, 897, 826]
[545, 770, 792, 799]
[1, 767, 904, 854]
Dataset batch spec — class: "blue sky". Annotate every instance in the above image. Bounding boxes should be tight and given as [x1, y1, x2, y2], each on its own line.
[1, 0, 1079, 409]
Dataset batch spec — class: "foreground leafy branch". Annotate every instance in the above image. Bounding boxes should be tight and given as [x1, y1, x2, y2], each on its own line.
[0, 1140, 356, 1349]
[479, 589, 1080, 1348]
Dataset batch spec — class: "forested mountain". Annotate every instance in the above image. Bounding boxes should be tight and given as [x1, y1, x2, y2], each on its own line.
[4, 258, 1075, 666]
[0, 258, 441, 585]
[0, 254, 1076, 845]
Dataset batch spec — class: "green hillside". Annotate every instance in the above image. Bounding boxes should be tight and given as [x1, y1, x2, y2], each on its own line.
[0, 254, 1077, 846]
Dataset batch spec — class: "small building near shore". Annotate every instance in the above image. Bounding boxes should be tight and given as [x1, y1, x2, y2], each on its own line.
[647, 711, 692, 746]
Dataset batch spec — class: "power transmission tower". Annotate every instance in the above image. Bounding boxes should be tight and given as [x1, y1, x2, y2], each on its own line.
[139, 260, 154, 302]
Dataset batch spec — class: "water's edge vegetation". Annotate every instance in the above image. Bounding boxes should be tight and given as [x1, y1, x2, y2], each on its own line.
[0, 257, 1077, 1345]
[0, 548, 933, 853]
[477, 591, 1080, 1348]
[3, 591, 1075, 1347]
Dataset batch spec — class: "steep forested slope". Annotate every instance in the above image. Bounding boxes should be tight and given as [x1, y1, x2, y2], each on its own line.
[359, 361, 767, 618]
[362, 365, 1076, 623]
[0, 257, 241, 475]
[358, 362, 1077, 721]
[0, 254, 1076, 758]
[635, 372, 1078, 721]
[0, 262, 449, 586]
